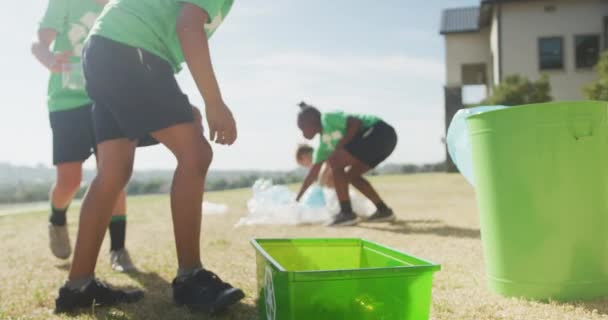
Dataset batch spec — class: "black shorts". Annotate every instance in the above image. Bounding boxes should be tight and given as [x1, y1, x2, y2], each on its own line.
[49, 105, 96, 165]
[345, 120, 398, 168]
[83, 36, 194, 146]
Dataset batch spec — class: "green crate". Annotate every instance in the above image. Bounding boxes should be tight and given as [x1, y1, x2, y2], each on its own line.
[251, 238, 440, 320]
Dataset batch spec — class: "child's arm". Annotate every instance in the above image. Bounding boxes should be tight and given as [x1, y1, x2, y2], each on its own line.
[31, 29, 71, 73]
[296, 163, 323, 201]
[319, 164, 334, 188]
[335, 117, 362, 150]
[94, 0, 109, 4]
[177, 3, 237, 145]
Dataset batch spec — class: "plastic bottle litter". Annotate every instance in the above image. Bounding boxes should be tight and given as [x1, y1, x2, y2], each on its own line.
[236, 179, 375, 226]
[446, 105, 507, 186]
[203, 201, 229, 215]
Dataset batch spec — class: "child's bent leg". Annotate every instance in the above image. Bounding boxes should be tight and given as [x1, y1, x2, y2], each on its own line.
[112, 191, 127, 216]
[348, 174, 382, 204]
[328, 149, 370, 203]
[151, 122, 211, 270]
[48, 162, 83, 259]
[109, 192, 128, 253]
[52, 162, 83, 211]
[69, 139, 137, 281]
[345, 162, 394, 222]
[326, 149, 371, 226]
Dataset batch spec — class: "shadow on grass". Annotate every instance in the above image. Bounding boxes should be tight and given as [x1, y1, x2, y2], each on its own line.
[574, 298, 608, 316]
[126, 270, 170, 292]
[124, 271, 257, 320]
[358, 219, 481, 239]
[55, 261, 71, 271]
[59, 271, 257, 320]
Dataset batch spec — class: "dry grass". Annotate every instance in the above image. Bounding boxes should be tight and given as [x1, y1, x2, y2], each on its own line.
[0, 174, 606, 319]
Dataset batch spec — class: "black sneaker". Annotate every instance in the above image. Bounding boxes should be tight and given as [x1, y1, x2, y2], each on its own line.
[55, 279, 144, 313]
[327, 212, 358, 227]
[173, 269, 245, 314]
[366, 207, 396, 223]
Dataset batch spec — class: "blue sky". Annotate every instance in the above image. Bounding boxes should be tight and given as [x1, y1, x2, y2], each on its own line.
[0, 0, 478, 170]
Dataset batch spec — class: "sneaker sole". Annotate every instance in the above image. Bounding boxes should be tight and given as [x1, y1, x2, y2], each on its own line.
[327, 218, 358, 227]
[210, 288, 246, 314]
[365, 215, 396, 223]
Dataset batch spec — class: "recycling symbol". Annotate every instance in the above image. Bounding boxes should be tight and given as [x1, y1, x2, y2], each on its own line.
[264, 266, 276, 320]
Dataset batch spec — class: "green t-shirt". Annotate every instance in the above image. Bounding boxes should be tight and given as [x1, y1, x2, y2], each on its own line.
[40, 0, 103, 112]
[313, 111, 381, 164]
[90, 0, 233, 73]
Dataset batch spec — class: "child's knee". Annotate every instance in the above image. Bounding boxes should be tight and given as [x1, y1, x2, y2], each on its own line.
[56, 170, 82, 194]
[327, 153, 345, 170]
[97, 163, 133, 190]
[179, 140, 213, 173]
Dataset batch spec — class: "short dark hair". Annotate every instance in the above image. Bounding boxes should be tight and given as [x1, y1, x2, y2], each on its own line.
[296, 144, 314, 161]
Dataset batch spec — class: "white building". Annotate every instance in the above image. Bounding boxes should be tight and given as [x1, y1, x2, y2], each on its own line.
[440, 0, 604, 170]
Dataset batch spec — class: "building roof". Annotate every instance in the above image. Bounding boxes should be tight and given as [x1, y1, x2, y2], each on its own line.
[440, 7, 480, 35]
[441, 1, 537, 35]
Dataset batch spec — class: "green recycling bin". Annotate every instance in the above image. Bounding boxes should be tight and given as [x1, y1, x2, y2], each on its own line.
[467, 101, 608, 301]
[251, 238, 440, 320]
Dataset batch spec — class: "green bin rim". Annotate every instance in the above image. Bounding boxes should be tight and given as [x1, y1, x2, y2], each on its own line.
[250, 238, 441, 273]
[467, 100, 608, 121]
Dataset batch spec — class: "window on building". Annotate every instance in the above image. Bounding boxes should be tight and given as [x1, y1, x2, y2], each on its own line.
[538, 37, 564, 70]
[575, 35, 600, 69]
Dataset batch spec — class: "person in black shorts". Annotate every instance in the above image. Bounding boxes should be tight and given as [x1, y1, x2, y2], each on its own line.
[295, 102, 398, 227]
[31, 0, 135, 272]
[52, 0, 244, 315]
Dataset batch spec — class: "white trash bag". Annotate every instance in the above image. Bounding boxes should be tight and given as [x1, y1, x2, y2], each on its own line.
[446, 105, 507, 186]
[236, 179, 375, 226]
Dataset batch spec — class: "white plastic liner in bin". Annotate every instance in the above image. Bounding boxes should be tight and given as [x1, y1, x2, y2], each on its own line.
[447, 105, 507, 186]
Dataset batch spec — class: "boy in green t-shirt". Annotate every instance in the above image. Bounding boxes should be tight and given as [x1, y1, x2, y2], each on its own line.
[53, 0, 244, 315]
[295, 102, 398, 227]
[31, 0, 135, 272]
[296, 144, 334, 188]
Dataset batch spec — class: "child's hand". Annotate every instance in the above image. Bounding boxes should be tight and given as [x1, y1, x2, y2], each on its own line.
[48, 51, 72, 73]
[206, 102, 237, 145]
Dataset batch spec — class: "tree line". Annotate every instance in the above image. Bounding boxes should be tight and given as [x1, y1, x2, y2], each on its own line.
[0, 174, 304, 205]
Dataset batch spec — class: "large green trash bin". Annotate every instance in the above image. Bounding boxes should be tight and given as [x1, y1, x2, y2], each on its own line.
[252, 238, 440, 320]
[467, 101, 608, 301]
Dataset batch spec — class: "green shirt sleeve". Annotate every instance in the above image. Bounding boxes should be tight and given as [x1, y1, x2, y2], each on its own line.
[39, 0, 68, 32]
[179, 0, 233, 37]
[180, 0, 221, 21]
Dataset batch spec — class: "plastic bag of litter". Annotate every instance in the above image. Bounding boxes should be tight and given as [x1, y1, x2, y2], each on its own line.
[202, 201, 228, 215]
[236, 179, 375, 226]
[446, 105, 507, 186]
[322, 187, 375, 218]
[236, 180, 330, 226]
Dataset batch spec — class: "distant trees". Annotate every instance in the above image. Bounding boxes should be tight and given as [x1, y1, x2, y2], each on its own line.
[583, 51, 608, 100]
[0, 174, 305, 205]
[0, 165, 448, 205]
[400, 162, 446, 174]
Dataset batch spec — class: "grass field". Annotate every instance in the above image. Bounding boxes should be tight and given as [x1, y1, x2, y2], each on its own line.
[0, 174, 606, 319]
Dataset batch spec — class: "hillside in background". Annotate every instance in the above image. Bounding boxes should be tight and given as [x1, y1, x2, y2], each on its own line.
[0, 161, 445, 204]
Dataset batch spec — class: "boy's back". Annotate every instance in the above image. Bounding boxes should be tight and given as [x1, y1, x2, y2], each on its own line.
[41, 0, 104, 111]
[92, 0, 233, 71]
